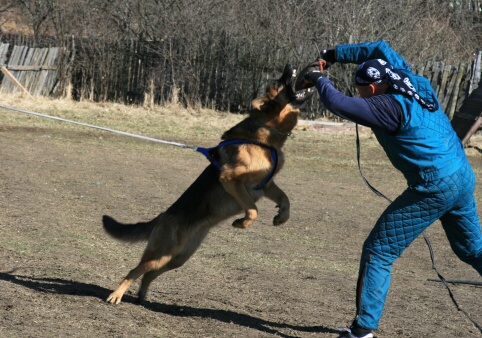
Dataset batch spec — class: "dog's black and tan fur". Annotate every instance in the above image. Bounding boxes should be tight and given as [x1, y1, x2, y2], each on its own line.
[103, 64, 313, 304]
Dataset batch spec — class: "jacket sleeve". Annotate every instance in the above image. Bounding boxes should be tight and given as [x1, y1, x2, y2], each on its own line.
[335, 40, 411, 72]
[314, 77, 402, 133]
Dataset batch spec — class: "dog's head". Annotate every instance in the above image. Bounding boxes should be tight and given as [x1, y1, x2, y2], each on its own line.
[249, 64, 314, 137]
[251, 63, 314, 112]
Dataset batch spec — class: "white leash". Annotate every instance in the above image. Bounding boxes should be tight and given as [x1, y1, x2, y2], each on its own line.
[0, 104, 198, 150]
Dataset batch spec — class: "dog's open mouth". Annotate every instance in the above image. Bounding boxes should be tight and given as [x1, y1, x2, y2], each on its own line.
[290, 67, 315, 104]
[267, 63, 315, 106]
[294, 87, 315, 100]
[293, 60, 322, 93]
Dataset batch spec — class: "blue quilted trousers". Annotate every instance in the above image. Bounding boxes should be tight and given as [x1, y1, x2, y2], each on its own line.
[356, 160, 482, 330]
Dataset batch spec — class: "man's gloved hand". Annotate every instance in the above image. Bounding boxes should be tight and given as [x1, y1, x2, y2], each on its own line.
[318, 49, 336, 69]
[302, 70, 324, 88]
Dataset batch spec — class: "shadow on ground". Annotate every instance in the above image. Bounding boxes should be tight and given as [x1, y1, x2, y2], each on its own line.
[0, 270, 339, 338]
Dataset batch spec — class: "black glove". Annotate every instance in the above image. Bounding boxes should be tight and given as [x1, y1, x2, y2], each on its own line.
[302, 70, 324, 88]
[319, 49, 336, 69]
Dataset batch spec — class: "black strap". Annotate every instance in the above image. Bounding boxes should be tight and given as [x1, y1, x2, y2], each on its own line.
[355, 125, 391, 204]
[355, 124, 482, 334]
[422, 234, 482, 333]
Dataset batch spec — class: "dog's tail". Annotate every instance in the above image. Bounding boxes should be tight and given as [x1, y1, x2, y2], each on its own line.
[102, 214, 161, 242]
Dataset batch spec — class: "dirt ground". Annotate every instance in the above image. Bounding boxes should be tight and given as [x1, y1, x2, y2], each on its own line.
[1, 106, 481, 338]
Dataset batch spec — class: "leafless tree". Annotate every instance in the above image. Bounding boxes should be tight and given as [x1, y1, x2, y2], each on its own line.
[1, 0, 480, 110]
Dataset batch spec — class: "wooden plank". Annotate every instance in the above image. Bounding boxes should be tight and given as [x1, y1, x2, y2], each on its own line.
[0, 66, 32, 97]
[40, 47, 58, 95]
[468, 51, 481, 94]
[31, 48, 49, 95]
[3, 46, 25, 92]
[8, 46, 23, 65]
[431, 61, 442, 92]
[16, 46, 33, 93]
[6, 65, 57, 71]
[447, 63, 466, 120]
[21, 47, 37, 92]
[441, 66, 457, 112]
[49, 48, 63, 94]
[33, 49, 47, 94]
[0, 43, 9, 66]
[422, 61, 432, 79]
[416, 63, 425, 76]
[438, 64, 450, 101]
[18, 46, 29, 65]
[37, 47, 60, 96]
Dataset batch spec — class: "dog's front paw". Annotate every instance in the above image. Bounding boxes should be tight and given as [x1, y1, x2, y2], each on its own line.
[232, 218, 253, 229]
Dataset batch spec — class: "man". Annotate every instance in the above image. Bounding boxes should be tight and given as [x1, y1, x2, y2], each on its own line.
[300, 40, 482, 338]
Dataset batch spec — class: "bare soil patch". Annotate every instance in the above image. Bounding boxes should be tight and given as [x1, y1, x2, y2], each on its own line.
[1, 97, 481, 337]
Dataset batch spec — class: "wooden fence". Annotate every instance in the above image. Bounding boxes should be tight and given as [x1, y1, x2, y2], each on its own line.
[0, 43, 65, 97]
[416, 52, 481, 120]
[0, 36, 480, 124]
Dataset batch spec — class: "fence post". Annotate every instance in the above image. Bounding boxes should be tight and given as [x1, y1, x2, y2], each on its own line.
[468, 51, 481, 95]
[447, 63, 466, 120]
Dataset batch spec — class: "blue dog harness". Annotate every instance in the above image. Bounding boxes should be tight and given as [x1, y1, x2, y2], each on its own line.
[196, 139, 278, 190]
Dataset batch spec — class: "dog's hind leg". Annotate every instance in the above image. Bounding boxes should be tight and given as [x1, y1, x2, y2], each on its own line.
[221, 180, 258, 229]
[263, 181, 290, 225]
[137, 268, 167, 303]
[137, 254, 193, 302]
[137, 228, 210, 302]
[106, 254, 172, 304]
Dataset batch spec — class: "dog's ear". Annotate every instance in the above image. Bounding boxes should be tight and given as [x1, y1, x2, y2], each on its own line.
[251, 96, 269, 110]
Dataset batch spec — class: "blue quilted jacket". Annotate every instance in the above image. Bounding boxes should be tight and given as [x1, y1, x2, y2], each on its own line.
[335, 41, 466, 185]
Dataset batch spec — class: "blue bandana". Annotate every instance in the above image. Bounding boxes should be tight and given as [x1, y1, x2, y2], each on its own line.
[355, 59, 438, 112]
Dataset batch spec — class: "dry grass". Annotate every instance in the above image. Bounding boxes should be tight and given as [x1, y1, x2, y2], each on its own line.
[0, 94, 245, 143]
[1, 92, 481, 338]
[2, 92, 480, 172]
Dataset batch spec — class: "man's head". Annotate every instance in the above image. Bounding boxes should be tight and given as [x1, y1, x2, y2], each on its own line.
[356, 82, 389, 98]
[354, 59, 392, 98]
[353, 59, 438, 111]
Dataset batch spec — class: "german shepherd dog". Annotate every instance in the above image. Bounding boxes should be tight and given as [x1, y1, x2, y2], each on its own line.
[102, 64, 313, 304]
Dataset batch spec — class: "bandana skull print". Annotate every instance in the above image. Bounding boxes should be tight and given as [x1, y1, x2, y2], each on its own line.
[355, 59, 438, 112]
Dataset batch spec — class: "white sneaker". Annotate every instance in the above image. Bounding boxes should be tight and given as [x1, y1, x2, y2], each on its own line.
[337, 326, 374, 338]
